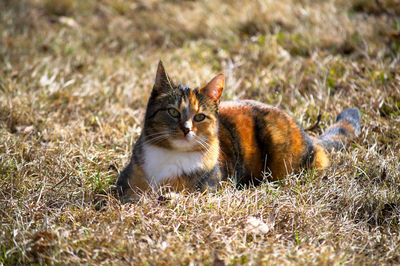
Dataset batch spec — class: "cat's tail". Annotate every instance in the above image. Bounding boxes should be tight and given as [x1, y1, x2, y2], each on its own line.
[317, 108, 361, 150]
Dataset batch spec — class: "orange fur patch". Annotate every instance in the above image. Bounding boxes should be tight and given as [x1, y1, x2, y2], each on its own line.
[202, 137, 220, 170]
[313, 144, 330, 169]
[235, 113, 263, 175]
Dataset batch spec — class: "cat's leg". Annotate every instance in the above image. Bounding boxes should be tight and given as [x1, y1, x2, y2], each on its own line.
[262, 111, 307, 180]
[194, 166, 222, 192]
[308, 138, 330, 170]
[117, 161, 150, 203]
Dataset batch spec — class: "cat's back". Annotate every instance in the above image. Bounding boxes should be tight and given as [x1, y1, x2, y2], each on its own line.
[219, 100, 290, 126]
[219, 100, 276, 115]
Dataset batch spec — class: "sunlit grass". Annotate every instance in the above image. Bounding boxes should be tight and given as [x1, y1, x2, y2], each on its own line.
[1, 0, 399, 264]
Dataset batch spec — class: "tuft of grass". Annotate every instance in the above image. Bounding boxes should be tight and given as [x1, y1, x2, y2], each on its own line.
[1, 0, 399, 264]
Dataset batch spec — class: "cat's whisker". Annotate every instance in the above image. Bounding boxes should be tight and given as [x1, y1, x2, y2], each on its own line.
[193, 136, 207, 148]
[142, 131, 171, 140]
[144, 131, 171, 138]
[144, 135, 168, 144]
[195, 139, 209, 153]
[195, 137, 218, 155]
[143, 135, 169, 144]
[141, 134, 170, 146]
[197, 137, 216, 152]
[196, 139, 212, 154]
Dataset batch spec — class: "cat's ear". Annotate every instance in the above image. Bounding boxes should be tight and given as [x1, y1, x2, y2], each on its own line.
[200, 73, 224, 103]
[153, 60, 174, 93]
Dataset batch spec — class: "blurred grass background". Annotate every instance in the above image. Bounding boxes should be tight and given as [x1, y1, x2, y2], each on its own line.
[1, 0, 400, 264]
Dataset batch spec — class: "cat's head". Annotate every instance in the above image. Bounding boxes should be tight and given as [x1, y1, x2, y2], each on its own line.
[143, 61, 224, 152]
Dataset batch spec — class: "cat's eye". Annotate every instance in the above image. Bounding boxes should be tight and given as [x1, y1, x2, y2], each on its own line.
[193, 113, 206, 122]
[168, 108, 180, 118]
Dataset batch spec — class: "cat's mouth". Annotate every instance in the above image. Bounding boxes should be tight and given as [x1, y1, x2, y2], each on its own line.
[169, 133, 199, 151]
[174, 138, 192, 144]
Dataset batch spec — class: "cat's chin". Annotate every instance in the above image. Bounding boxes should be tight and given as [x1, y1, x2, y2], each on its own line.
[169, 137, 197, 152]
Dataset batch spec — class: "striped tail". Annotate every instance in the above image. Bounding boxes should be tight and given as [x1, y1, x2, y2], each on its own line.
[318, 108, 361, 150]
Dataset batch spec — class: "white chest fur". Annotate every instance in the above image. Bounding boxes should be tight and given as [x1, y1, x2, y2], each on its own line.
[143, 144, 204, 187]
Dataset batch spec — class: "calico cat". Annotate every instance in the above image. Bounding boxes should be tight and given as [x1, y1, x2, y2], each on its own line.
[117, 61, 361, 201]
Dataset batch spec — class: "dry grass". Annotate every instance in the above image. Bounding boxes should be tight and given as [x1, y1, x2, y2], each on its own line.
[1, 0, 400, 264]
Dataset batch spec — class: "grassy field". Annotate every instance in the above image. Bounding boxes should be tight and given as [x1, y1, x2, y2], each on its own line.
[1, 0, 400, 264]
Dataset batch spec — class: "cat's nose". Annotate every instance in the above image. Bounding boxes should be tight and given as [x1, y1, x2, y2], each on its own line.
[182, 126, 190, 135]
[182, 121, 192, 136]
